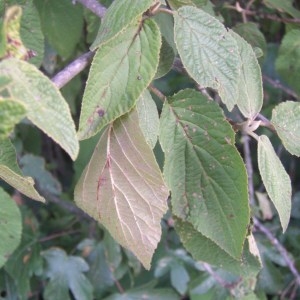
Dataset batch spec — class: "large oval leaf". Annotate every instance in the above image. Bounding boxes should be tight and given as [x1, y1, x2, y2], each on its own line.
[0, 139, 45, 202]
[230, 31, 263, 119]
[257, 135, 291, 232]
[174, 6, 240, 111]
[272, 101, 300, 156]
[90, 0, 154, 50]
[159, 89, 249, 258]
[75, 109, 169, 269]
[78, 18, 161, 140]
[0, 187, 22, 269]
[0, 58, 79, 160]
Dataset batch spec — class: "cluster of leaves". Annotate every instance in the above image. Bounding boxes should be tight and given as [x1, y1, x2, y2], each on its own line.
[0, 0, 300, 299]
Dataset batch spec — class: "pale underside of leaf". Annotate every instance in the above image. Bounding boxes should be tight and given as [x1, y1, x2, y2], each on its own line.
[272, 101, 300, 156]
[159, 89, 249, 258]
[0, 58, 79, 160]
[90, 0, 154, 50]
[78, 18, 161, 140]
[230, 30, 263, 119]
[174, 6, 240, 111]
[0, 139, 45, 202]
[75, 110, 169, 269]
[258, 135, 291, 232]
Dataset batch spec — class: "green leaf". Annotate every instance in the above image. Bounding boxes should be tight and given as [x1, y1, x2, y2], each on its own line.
[0, 270, 18, 300]
[0, 139, 45, 202]
[159, 89, 249, 258]
[174, 218, 261, 277]
[263, 0, 300, 19]
[75, 109, 169, 269]
[34, 0, 83, 58]
[136, 89, 159, 149]
[257, 135, 292, 232]
[0, 58, 79, 160]
[42, 248, 93, 300]
[0, 99, 26, 139]
[275, 29, 300, 95]
[103, 288, 180, 300]
[271, 101, 300, 156]
[174, 6, 240, 111]
[170, 263, 190, 295]
[230, 31, 263, 119]
[7, 0, 44, 66]
[90, 0, 154, 50]
[19, 154, 62, 196]
[232, 22, 267, 60]
[155, 37, 175, 79]
[78, 18, 161, 140]
[0, 188, 22, 269]
[167, 0, 207, 10]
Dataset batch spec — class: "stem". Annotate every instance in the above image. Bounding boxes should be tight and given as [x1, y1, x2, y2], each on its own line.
[74, 0, 107, 18]
[254, 219, 300, 287]
[51, 51, 95, 89]
[157, 7, 174, 15]
[148, 84, 166, 102]
[39, 230, 80, 242]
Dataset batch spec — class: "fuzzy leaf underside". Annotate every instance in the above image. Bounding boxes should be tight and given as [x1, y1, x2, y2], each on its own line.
[75, 110, 169, 269]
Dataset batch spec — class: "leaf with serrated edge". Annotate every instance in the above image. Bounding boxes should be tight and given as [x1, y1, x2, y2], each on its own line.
[78, 18, 161, 140]
[0, 58, 79, 160]
[75, 109, 169, 269]
[159, 89, 249, 258]
[258, 135, 291, 232]
[0, 139, 45, 202]
[90, 0, 154, 50]
[174, 218, 261, 277]
[0, 188, 22, 269]
[136, 89, 159, 149]
[174, 6, 240, 111]
[272, 101, 300, 156]
[230, 30, 263, 119]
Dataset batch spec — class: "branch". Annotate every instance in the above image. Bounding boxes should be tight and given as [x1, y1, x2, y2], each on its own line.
[74, 0, 107, 18]
[254, 218, 300, 287]
[51, 51, 94, 89]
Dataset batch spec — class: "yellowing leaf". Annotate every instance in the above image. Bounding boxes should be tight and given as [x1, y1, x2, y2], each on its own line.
[78, 18, 161, 140]
[0, 139, 45, 202]
[159, 89, 249, 258]
[75, 110, 169, 269]
[272, 101, 300, 156]
[174, 6, 240, 111]
[0, 58, 79, 160]
[257, 135, 291, 232]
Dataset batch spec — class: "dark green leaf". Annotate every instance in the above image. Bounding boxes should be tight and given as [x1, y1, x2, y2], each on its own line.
[159, 89, 249, 258]
[42, 248, 93, 300]
[170, 263, 189, 295]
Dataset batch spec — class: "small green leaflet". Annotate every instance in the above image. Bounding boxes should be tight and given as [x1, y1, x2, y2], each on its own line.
[78, 18, 161, 140]
[0, 99, 26, 139]
[75, 110, 169, 269]
[257, 135, 291, 232]
[174, 218, 261, 277]
[136, 89, 159, 149]
[0, 58, 79, 160]
[275, 29, 300, 95]
[159, 89, 249, 258]
[42, 248, 93, 300]
[174, 6, 240, 111]
[272, 101, 300, 156]
[230, 30, 263, 119]
[0, 139, 45, 202]
[90, 0, 155, 50]
[0, 188, 22, 269]
[263, 0, 300, 19]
